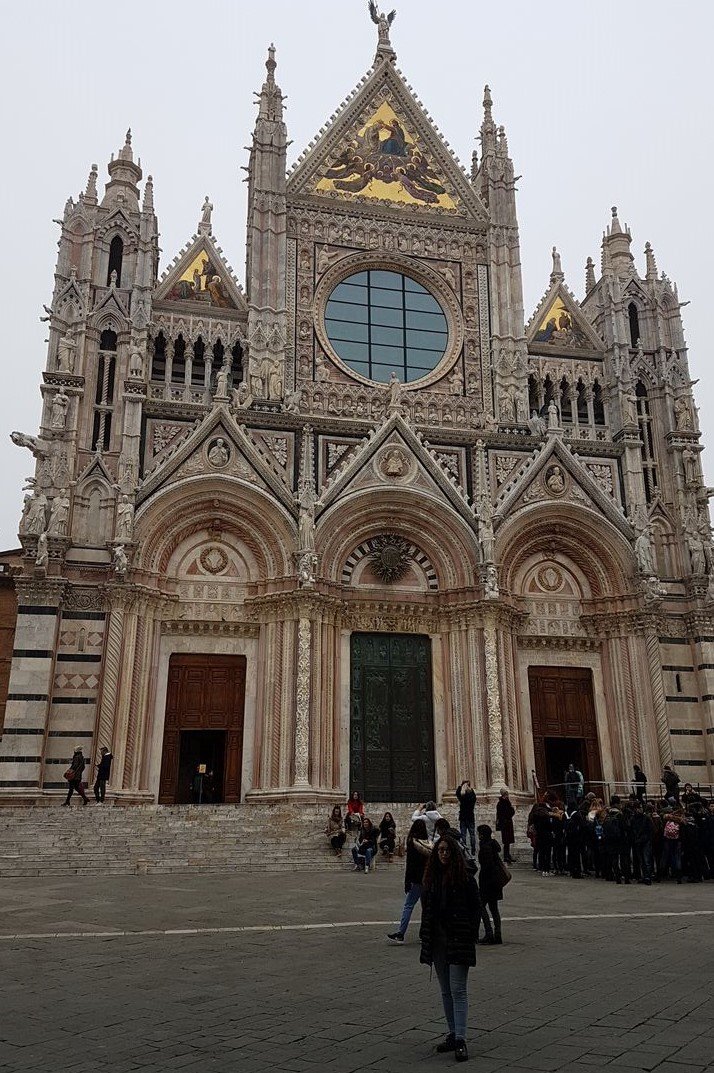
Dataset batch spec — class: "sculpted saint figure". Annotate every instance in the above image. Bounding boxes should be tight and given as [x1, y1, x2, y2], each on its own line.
[545, 466, 565, 494]
[113, 544, 128, 577]
[128, 346, 144, 379]
[51, 391, 69, 430]
[47, 492, 70, 537]
[208, 438, 230, 467]
[25, 492, 48, 536]
[200, 195, 213, 228]
[35, 532, 49, 570]
[57, 333, 77, 373]
[215, 364, 230, 398]
[116, 494, 134, 540]
[635, 527, 656, 576]
[297, 483, 317, 552]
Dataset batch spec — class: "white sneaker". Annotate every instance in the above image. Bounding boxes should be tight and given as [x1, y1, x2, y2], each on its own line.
[364, 864, 369, 873]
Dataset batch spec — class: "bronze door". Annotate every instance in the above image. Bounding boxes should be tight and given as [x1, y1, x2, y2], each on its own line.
[350, 633, 435, 802]
[159, 654, 246, 804]
[528, 665, 602, 789]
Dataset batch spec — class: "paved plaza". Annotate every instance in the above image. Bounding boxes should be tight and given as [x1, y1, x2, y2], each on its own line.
[1, 863, 713, 1073]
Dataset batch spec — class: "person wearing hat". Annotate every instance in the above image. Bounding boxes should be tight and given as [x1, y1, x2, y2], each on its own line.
[63, 747, 88, 805]
[93, 746, 113, 803]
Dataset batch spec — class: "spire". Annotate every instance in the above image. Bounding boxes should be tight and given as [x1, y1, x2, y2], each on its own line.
[602, 205, 634, 277]
[102, 128, 142, 208]
[470, 148, 479, 182]
[497, 124, 509, 156]
[256, 44, 284, 123]
[550, 246, 564, 283]
[368, 2, 397, 63]
[84, 164, 98, 203]
[644, 241, 658, 282]
[480, 84, 497, 156]
[585, 256, 596, 293]
[142, 175, 154, 213]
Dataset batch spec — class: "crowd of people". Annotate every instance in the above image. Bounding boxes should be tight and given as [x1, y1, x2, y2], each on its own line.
[527, 766, 714, 885]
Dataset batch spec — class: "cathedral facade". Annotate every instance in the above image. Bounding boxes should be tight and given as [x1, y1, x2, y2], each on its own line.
[2, 16, 712, 807]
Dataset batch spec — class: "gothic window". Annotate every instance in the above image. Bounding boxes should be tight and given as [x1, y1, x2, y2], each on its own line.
[576, 379, 588, 423]
[107, 236, 123, 287]
[191, 337, 206, 387]
[151, 332, 166, 380]
[528, 374, 540, 415]
[560, 377, 572, 423]
[92, 329, 117, 451]
[231, 342, 243, 384]
[213, 339, 224, 367]
[628, 302, 640, 349]
[172, 335, 186, 384]
[543, 375, 555, 407]
[324, 270, 448, 383]
[593, 380, 606, 426]
[636, 380, 658, 502]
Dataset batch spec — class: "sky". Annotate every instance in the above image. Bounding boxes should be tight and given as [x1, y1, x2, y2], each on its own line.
[0, 0, 712, 549]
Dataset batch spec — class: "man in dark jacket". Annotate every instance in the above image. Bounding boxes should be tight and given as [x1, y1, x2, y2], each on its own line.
[630, 801, 654, 885]
[456, 779, 477, 855]
[602, 799, 631, 884]
[63, 747, 88, 806]
[662, 765, 680, 805]
[94, 746, 113, 803]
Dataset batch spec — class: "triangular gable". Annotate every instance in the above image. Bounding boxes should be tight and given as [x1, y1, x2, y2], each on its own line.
[154, 232, 247, 314]
[288, 58, 487, 221]
[89, 287, 130, 326]
[526, 281, 603, 354]
[96, 206, 136, 241]
[136, 404, 294, 515]
[494, 434, 631, 539]
[317, 411, 477, 533]
[622, 277, 654, 307]
[76, 452, 114, 487]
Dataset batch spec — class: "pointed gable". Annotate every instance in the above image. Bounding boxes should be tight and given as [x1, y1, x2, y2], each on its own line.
[288, 58, 487, 221]
[154, 232, 247, 314]
[527, 281, 603, 355]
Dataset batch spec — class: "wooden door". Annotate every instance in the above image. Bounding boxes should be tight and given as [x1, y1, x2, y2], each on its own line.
[350, 633, 435, 802]
[528, 665, 602, 788]
[159, 654, 246, 804]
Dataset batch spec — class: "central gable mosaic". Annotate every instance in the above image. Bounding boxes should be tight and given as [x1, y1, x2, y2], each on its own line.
[164, 250, 237, 309]
[314, 101, 458, 210]
[533, 296, 590, 349]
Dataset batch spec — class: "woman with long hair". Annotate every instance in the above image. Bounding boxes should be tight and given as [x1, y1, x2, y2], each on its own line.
[419, 834, 480, 1062]
[345, 790, 365, 833]
[378, 811, 397, 859]
[325, 804, 346, 856]
[387, 818, 431, 943]
[351, 816, 378, 873]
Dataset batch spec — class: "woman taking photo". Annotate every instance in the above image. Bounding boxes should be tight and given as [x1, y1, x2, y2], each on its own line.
[325, 805, 346, 856]
[419, 834, 480, 1062]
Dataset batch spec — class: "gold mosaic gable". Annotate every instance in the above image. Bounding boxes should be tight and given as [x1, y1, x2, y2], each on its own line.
[313, 101, 459, 211]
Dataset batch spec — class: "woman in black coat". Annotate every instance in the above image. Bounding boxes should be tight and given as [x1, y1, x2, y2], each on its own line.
[420, 834, 480, 1062]
[387, 818, 431, 943]
[495, 789, 515, 863]
[477, 824, 504, 945]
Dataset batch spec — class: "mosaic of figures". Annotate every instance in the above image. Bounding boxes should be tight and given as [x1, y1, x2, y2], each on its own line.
[533, 296, 591, 349]
[314, 101, 458, 210]
[164, 251, 238, 309]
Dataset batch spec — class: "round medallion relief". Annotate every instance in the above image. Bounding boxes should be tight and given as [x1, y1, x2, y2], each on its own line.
[199, 546, 229, 575]
[536, 565, 564, 592]
[544, 464, 566, 496]
[376, 445, 416, 483]
[369, 535, 411, 584]
[207, 437, 231, 468]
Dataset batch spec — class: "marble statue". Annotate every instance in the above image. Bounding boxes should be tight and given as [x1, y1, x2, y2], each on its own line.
[635, 527, 656, 576]
[200, 195, 213, 228]
[51, 391, 69, 431]
[215, 364, 230, 399]
[47, 492, 70, 537]
[24, 492, 48, 536]
[128, 347, 144, 379]
[35, 532, 49, 570]
[116, 494, 134, 540]
[297, 483, 317, 552]
[208, 438, 230, 467]
[113, 544, 128, 577]
[56, 333, 77, 373]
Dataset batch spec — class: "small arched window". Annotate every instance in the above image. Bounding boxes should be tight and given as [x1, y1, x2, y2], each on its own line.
[576, 379, 588, 423]
[528, 374, 540, 415]
[636, 380, 658, 502]
[151, 333, 166, 380]
[231, 342, 243, 384]
[172, 335, 186, 385]
[593, 380, 605, 426]
[92, 329, 118, 451]
[107, 236, 123, 287]
[560, 377, 572, 424]
[628, 302, 640, 348]
[192, 337, 206, 387]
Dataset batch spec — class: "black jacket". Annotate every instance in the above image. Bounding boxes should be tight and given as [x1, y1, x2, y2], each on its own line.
[97, 753, 113, 780]
[404, 839, 429, 891]
[477, 838, 504, 903]
[456, 784, 476, 823]
[419, 873, 480, 968]
[69, 753, 86, 779]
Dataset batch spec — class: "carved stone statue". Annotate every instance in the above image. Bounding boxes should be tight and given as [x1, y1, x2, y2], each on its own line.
[386, 372, 403, 414]
[208, 438, 230, 467]
[547, 399, 559, 429]
[51, 391, 69, 431]
[634, 526, 656, 576]
[368, 1, 396, 49]
[545, 465, 565, 495]
[296, 483, 317, 552]
[528, 410, 547, 438]
[283, 387, 302, 414]
[297, 551, 317, 588]
[477, 493, 495, 563]
[682, 447, 698, 484]
[688, 533, 706, 576]
[35, 532, 49, 571]
[551, 246, 563, 279]
[11, 431, 48, 459]
[56, 332, 77, 373]
[674, 396, 693, 431]
[200, 195, 213, 229]
[24, 492, 48, 536]
[215, 364, 230, 399]
[128, 346, 144, 379]
[47, 491, 70, 537]
[267, 357, 283, 401]
[623, 392, 638, 425]
[498, 385, 517, 423]
[116, 494, 134, 540]
[484, 563, 499, 599]
[113, 544, 128, 577]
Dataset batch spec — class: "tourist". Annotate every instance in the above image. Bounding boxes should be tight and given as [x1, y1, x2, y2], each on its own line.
[633, 764, 647, 801]
[660, 809, 683, 882]
[565, 802, 586, 878]
[378, 811, 397, 858]
[345, 790, 365, 832]
[564, 763, 584, 807]
[601, 797, 631, 884]
[702, 803, 714, 877]
[387, 817, 431, 943]
[62, 746, 88, 806]
[456, 778, 477, 854]
[495, 788, 515, 863]
[419, 834, 480, 1062]
[531, 795, 555, 876]
[630, 800, 654, 885]
[411, 800, 442, 840]
[662, 765, 681, 805]
[681, 783, 705, 809]
[93, 746, 113, 803]
[325, 804, 346, 856]
[476, 824, 506, 945]
[680, 808, 705, 883]
[551, 803, 567, 875]
[648, 803, 664, 880]
[351, 817, 378, 872]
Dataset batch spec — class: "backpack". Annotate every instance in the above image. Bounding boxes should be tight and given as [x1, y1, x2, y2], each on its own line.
[602, 813, 623, 843]
[664, 820, 680, 841]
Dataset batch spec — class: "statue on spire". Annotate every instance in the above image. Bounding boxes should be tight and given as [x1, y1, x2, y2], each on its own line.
[369, 1, 396, 51]
[199, 195, 213, 233]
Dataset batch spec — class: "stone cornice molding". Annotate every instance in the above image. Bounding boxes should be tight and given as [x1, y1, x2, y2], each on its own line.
[159, 620, 260, 637]
[14, 576, 67, 607]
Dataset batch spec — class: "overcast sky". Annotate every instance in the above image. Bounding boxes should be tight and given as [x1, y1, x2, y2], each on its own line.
[1, 0, 712, 549]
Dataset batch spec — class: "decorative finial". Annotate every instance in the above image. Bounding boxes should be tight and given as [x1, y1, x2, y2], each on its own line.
[85, 164, 98, 200]
[585, 256, 596, 293]
[470, 148, 479, 181]
[369, 1, 397, 57]
[199, 194, 213, 234]
[644, 241, 658, 282]
[266, 43, 276, 79]
[142, 175, 154, 212]
[483, 84, 493, 121]
[550, 246, 564, 283]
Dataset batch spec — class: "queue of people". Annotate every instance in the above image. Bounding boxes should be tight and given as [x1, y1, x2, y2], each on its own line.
[527, 783, 714, 884]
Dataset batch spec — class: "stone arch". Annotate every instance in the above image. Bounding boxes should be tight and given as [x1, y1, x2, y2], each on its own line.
[649, 513, 679, 577]
[73, 476, 114, 545]
[133, 476, 295, 582]
[318, 488, 480, 590]
[497, 503, 634, 599]
[342, 536, 439, 592]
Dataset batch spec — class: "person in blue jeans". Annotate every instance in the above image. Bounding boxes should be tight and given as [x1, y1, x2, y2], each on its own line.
[387, 818, 431, 943]
[456, 779, 477, 855]
[419, 835, 481, 1063]
[351, 817, 378, 873]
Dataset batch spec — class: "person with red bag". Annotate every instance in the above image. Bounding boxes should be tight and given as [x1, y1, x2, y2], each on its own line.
[62, 746, 89, 806]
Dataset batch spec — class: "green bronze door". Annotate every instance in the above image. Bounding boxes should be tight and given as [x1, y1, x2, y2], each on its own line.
[350, 632, 435, 802]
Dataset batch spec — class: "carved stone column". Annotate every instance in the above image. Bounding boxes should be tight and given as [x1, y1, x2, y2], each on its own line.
[293, 615, 312, 789]
[483, 613, 506, 787]
[95, 588, 129, 754]
[644, 624, 673, 768]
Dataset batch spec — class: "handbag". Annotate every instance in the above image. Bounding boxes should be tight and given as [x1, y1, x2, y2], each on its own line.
[496, 857, 512, 888]
[63, 768, 75, 781]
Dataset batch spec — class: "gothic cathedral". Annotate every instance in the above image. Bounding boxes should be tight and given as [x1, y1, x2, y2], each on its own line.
[2, 14, 712, 807]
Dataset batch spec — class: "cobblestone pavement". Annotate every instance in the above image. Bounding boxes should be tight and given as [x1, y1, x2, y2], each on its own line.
[1, 864, 713, 1073]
